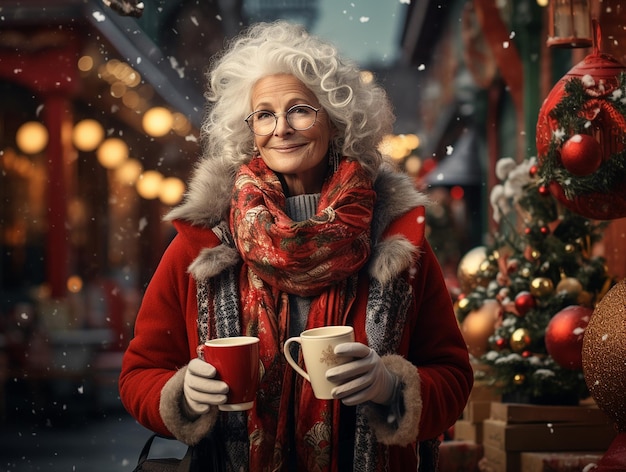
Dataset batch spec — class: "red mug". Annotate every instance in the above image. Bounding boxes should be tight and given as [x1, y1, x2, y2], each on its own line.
[202, 336, 260, 411]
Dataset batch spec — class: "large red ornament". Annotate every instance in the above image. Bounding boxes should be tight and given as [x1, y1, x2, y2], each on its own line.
[560, 134, 603, 176]
[545, 305, 592, 370]
[536, 25, 626, 220]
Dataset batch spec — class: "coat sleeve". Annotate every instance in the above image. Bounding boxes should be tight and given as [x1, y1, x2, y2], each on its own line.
[368, 239, 473, 445]
[118, 233, 204, 437]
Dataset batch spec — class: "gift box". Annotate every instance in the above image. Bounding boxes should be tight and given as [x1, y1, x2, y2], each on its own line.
[464, 400, 492, 424]
[520, 451, 603, 472]
[483, 418, 616, 452]
[490, 402, 611, 424]
[480, 443, 520, 472]
[438, 440, 483, 472]
[477, 401, 614, 471]
[455, 419, 483, 443]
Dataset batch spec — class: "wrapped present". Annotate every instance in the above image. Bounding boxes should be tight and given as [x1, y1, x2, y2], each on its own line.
[438, 440, 483, 472]
[520, 451, 602, 472]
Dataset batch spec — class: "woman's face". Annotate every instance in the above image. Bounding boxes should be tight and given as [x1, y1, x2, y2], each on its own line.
[250, 74, 334, 195]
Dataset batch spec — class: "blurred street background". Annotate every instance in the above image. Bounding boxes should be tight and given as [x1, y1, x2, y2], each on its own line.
[0, 360, 188, 471]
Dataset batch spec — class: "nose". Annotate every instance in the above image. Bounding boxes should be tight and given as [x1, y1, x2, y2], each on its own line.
[274, 114, 294, 136]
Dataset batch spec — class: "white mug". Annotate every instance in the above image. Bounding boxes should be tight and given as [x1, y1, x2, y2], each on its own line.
[283, 326, 354, 399]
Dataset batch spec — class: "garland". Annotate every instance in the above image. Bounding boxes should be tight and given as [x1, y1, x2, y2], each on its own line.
[538, 73, 626, 199]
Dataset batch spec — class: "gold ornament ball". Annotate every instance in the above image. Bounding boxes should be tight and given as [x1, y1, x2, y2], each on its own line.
[457, 246, 488, 294]
[530, 277, 554, 297]
[510, 328, 531, 352]
[457, 297, 470, 310]
[556, 277, 583, 297]
[513, 373, 526, 385]
[461, 299, 500, 358]
[582, 278, 626, 431]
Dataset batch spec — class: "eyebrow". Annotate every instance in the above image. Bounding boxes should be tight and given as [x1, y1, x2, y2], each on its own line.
[252, 100, 317, 111]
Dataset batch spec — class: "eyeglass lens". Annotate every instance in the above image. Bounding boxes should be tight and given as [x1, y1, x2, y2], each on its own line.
[247, 105, 318, 135]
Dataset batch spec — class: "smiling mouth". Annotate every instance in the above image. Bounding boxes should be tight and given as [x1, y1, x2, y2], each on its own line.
[272, 143, 306, 152]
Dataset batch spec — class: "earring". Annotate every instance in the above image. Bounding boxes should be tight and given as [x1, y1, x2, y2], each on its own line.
[328, 140, 341, 173]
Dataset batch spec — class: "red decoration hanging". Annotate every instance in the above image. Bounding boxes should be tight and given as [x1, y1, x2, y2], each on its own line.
[560, 134, 603, 175]
[536, 21, 626, 220]
[545, 305, 592, 370]
[514, 291, 536, 317]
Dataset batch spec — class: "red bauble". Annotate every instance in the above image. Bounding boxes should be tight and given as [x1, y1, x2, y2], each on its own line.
[545, 305, 592, 370]
[560, 134, 603, 176]
[514, 291, 536, 317]
[536, 51, 626, 220]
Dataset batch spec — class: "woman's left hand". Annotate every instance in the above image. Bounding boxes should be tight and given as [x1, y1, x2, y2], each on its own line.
[326, 342, 396, 406]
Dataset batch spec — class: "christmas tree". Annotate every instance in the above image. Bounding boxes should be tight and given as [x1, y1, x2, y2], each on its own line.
[455, 156, 613, 404]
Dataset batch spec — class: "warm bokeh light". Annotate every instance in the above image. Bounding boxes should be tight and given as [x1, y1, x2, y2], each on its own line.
[402, 134, 420, 150]
[122, 90, 141, 109]
[115, 158, 143, 185]
[16, 121, 49, 154]
[404, 155, 422, 175]
[72, 119, 105, 152]
[136, 170, 163, 199]
[77, 55, 94, 72]
[110, 81, 127, 98]
[172, 112, 192, 136]
[97, 137, 129, 169]
[159, 177, 186, 205]
[142, 107, 173, 137]
[67, 275, 83, 293]
[379, 133, 421, 162]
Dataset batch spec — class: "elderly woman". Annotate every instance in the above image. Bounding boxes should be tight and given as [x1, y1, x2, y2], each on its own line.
[119, 21, 473, 472]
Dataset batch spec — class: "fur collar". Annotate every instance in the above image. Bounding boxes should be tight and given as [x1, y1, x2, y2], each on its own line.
[165, 158, 430, 284]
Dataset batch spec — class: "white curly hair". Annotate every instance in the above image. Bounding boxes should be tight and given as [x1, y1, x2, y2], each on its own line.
[201, 21, 395, 178]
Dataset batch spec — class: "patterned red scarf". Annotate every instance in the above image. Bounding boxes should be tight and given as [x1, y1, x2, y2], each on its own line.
[229, 157, 375, 471]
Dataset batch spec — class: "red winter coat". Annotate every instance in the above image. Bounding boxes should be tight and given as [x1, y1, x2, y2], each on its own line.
[119, 161, 473, 471]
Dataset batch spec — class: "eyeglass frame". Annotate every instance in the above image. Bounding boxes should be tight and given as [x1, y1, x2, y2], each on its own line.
[244, 104, 321, 136]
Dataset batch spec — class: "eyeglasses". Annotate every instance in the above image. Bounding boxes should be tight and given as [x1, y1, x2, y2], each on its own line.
[244, 104, 320, 136]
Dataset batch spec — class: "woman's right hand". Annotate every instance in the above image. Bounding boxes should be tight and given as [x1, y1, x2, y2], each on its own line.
[183, 358, 229, 415]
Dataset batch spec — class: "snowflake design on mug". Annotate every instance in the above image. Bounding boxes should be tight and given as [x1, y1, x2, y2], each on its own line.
[319, 344, 339, 366]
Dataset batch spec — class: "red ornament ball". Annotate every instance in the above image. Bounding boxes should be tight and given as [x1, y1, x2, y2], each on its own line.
[514, 291, 536, 317]
[560, 134, 603, 176]
[535, 52, 626, 220]
[545, 305, 592, 370]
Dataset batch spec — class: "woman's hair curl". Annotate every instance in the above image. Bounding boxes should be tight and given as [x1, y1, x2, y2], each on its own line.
[201, 21, 395, 178]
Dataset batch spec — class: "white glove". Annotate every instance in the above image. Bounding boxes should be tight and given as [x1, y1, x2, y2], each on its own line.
[183, 358, 229, 415]
[325, 342, 396, 406]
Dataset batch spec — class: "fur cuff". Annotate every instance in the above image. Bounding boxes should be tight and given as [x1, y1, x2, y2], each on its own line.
[367, 354, 422, 446]
[160, 367, 220, 445]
